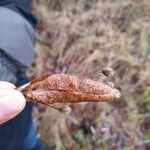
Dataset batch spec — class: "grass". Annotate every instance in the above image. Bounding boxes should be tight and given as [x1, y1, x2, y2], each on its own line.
[30, 0, 150, 149]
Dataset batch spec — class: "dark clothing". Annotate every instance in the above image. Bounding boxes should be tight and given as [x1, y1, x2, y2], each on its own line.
[0, 1, 42, 150]
[0, 7, 35, 67]
[0, 0, 37, 67]
[0, 50, 42, 150]
[0, 75, 33, 150]
[0, 0, 37, 28]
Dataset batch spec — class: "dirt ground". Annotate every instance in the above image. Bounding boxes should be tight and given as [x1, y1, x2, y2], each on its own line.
[29, 0, 150, 149]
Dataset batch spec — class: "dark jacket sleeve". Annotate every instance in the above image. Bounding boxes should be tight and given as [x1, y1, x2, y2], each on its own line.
[0, 0, 37, 67]
[0, 0, 37, 28]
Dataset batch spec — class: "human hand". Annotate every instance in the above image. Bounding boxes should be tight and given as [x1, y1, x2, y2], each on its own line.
[0, 81, 26, 124]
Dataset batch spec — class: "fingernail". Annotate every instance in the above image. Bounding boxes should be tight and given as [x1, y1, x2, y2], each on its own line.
[0, 95, 23, 116]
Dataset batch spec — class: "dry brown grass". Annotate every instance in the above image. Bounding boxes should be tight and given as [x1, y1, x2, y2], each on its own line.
[30, 0, 150, 149]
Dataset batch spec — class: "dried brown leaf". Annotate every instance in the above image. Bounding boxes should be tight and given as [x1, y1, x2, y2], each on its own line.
[18, 74, 121, 106]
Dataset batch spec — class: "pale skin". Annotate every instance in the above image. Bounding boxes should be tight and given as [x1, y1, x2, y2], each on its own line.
[0, 81, 26, 124]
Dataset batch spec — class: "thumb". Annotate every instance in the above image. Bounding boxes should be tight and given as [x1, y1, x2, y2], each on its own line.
[0, 89, 26, 124]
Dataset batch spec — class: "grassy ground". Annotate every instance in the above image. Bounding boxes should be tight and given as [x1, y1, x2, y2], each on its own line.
[30, 0, 150, 149]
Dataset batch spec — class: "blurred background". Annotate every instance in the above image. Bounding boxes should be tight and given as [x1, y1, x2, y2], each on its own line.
[29, 0, 150, 149]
